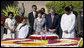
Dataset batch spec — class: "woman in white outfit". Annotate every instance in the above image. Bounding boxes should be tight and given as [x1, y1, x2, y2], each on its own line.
[60, 7, 76, 38]
[4, 12, 17, 39]
[16, 18, 29, 38]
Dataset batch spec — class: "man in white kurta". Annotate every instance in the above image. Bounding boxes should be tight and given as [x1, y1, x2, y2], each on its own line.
[60, 7, 76, 38]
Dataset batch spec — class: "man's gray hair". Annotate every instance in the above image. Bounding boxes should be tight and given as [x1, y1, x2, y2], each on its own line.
[50, 7, 55, 12]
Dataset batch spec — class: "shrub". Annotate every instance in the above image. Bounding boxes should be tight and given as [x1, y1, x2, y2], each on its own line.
[1, 16, 7, 26]
[2, 5, 19, 17]
[46, 1, 83, 15]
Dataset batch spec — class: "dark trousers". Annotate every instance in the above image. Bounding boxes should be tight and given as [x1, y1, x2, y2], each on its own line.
[22, 13, 24, 17]
[58, 28, 62, 38]
[4, 28, 7, 34]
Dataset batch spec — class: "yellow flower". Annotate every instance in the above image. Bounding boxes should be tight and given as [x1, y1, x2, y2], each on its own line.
[79, 40, 83, 47]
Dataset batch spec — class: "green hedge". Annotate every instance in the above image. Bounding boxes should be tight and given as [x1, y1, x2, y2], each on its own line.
[46, 1, 83, 15]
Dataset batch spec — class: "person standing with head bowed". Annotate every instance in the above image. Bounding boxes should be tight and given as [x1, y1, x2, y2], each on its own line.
[45, 7, 61, 36]
[60, 7, 76, 38]
[4, 12, 17, 39]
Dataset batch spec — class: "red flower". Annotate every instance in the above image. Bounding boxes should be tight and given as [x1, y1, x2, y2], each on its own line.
[1, 17, 6, 26]
[1, 21, 3, 25]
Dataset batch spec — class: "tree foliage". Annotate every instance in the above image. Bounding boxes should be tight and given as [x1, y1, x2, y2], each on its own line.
[2, 5, 19, 17]
[46, 1, 83, 15]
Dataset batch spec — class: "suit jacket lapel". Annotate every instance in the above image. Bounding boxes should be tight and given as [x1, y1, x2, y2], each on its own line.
[32, 12, 34, 19]
[32, 11, 38, 18]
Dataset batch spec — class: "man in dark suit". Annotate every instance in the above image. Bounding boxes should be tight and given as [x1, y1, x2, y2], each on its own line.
[46, 7, 61, 35]
[28, 5, 38, 36]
